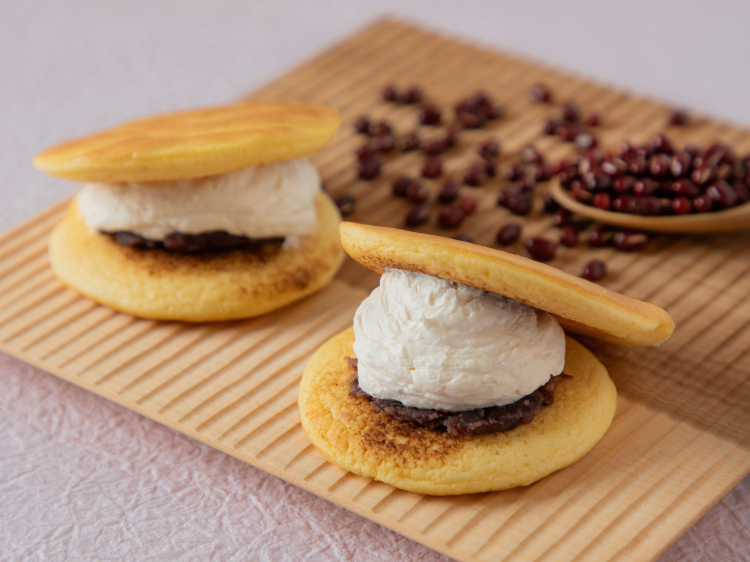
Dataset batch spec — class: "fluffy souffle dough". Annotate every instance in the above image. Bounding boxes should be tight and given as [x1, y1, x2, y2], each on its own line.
[47, 192, 344, 322]
[299, 327, 618, 495]
[77, 158, 319, 247]
[353, 269, 566, 411]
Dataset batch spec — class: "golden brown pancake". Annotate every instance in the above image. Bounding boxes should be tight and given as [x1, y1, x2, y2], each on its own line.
[33, 101, 341, 183]
[48, 192, 344, 322]
[299, 328, 617, 495]
[339, 222, 674, 346]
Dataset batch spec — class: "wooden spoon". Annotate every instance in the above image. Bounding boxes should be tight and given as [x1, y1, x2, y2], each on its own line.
[549, 179, 750, 233]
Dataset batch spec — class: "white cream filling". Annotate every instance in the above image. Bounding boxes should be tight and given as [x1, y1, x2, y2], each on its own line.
[352, 269, 566, 412]
[77, 158, 320, 248]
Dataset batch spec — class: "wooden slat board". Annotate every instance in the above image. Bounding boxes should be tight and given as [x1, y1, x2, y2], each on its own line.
[3, 19, 750, 562]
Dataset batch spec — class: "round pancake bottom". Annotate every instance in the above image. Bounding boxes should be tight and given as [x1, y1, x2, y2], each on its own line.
[48, 192, 344, 322]
[299, 327, 617, 495]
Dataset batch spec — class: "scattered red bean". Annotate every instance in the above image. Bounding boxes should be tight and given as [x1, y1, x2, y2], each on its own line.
[574, 133, 597, 151]
[614, 176, 637, 194]
[559, 226, 579, 247]
[503, 164, 523, 182]
[421, 156, 443, 178]
[406, 204, 430, 227]
[529, 84, 552, 103]
[399, 132, 421, 152]
[551, 208, 570, 227]
[524, 238, 558, 261]
[692, 195, 713, 213]
[650, 134, 675, 155]
[368, 120, 392, 137]
[421, 138, 448, 155]
[392, 176, 414, 198]
[585, 113, 601, 127]
[543, 194, 560, 213]
[551, 161, 565, 176]
[354, 116, 370, 134]
[335, 194, 356, 216]
[649, 154, 671, 177]
[406, 181, 429, 203]
[635, 196, 663, 216]
[478, 139, 500, 160]
[356, 143, 377, 162]
[562, 103, 581, 123]
[382, 85, 399, 102]
[534, 163, 552, 181]
[506, 190, 533, 216]
[369, 134, 395, 153]
[588, 225, 612, 247]
[668, 109, 688, 126]
[557, 124, 580, 142]
[521, 145, 543, 164]
[633, 178, 658, 196]
[438, 180, 460, 204]
[400, 86, 423, 105]
[733, 181, 750, 203]
[613, 231, 650, 252]
[419, 105, 442, 126]
[357, 156, 381, 180]
[462, 165, 486, 187]
[439, 206, 466, 228]
[481, 157, 497, 178]
[582, 260, 607, 281]
[669, 151, 692, 177]
[613, 195, 637, 214]
[670, 179, 699, 197]
[543, 118, 559, 135]
[443, 128, 460, 148]
[593, 192, 611, 210]
[672, 196, 693, 214]
[458, 196, 477, 215]
[706, 180, 738, 208]
[691, 165, 715, 186]
[496, 223, 522, 246]
[454, 92, 502, 130]
[601, 157, 627, 176]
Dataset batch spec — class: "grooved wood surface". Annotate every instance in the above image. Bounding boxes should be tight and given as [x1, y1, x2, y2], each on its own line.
[4, 19, 750, 562]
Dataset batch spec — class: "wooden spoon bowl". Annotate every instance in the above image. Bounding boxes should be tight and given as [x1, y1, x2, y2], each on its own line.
[550, 179, 750, 233]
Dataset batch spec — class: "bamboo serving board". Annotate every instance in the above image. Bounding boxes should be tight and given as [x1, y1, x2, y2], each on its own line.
[4, 19, 750, 562]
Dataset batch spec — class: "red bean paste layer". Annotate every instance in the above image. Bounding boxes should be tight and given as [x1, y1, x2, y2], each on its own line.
[106, 230, 284, 254]
[347, 358, 570, 437]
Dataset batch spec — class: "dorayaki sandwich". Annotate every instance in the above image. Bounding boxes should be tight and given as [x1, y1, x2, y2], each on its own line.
[34, 101, 344, 321]
[298, 223, 675, 495]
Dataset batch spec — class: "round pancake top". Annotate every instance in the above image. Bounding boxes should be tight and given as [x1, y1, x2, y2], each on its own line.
[340, 222, 675, 346]
[33, 101, 341, 183]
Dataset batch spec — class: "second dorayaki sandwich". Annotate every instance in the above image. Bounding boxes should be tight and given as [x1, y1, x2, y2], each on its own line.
[34, 101, 344, 322]
[299, 223, 675, 496]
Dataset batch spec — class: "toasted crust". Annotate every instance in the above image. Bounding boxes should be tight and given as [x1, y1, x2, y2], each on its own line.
[47, 192, 344, 321]
[299, 328, 617, 495]
[33, 101, 341, 183]
[339, 223, 674, 346]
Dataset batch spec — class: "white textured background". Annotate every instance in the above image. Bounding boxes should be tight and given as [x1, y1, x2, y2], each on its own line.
[2, 1, 750, 560]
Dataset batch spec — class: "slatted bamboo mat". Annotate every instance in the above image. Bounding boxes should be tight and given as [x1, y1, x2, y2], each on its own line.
[4, 18, 750, 562]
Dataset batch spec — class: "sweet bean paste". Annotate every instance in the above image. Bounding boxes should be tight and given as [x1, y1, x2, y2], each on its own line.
[105, 230, 284, 254]
[347, 358, 570, 437]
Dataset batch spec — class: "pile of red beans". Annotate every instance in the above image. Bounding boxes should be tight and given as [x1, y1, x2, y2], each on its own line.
[557, 135, 750, 216]
[335, 81, 733, 283]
